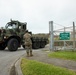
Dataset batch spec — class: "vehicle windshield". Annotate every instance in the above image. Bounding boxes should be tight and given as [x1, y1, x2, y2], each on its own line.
[5, 23, 18, 29]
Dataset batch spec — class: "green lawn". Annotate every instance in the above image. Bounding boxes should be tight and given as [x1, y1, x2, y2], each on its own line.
[21, 58, 76, 75]
[48, 51, 76, 61]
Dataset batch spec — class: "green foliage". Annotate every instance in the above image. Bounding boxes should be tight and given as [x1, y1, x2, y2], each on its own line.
[21, 58, 76, 75]
[48, 51, 76, 61]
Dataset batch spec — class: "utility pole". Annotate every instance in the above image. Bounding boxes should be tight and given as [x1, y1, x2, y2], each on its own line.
[73, 22, 75, 51]
[49, 21, 54, 51]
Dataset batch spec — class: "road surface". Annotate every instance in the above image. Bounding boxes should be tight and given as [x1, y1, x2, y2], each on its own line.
[0, 48, 26, 75]
[0, 44, 49, 75]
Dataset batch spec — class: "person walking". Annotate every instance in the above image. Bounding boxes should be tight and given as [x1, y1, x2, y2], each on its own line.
[23, 30, 33, 57]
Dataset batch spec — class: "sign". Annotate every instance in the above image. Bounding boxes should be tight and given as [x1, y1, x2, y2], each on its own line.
[59, 32, 70, 40]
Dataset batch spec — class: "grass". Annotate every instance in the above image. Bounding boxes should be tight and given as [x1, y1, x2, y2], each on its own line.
[48, 51, 76, 61]
[21, 58, 76, 75]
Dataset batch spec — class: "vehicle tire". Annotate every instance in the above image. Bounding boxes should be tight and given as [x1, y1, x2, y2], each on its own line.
[32, 42, 37, 49]
[0, 46, 6, 50]
[40, 41, 45, 48]
[32, 42, 40, 49]
[0, 43, 6, 50]
[22, 45, 25, 49]
[37, 42, 40, 48]
[8, 38, 19, 51]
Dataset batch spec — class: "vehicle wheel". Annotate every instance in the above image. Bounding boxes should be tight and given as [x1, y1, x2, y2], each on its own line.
[0, 46, 6, 50]
[32, 42, 40, 49]
[40, 41, 45, 48]
[37, 42, 40, 48]
[0, 43, 6, 50]
[8, 38, 19, 51]
[22, 45, 25, 49]
[32, 42, 37, 49]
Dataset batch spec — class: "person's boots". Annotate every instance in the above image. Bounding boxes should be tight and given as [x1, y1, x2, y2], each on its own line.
[30, 51, 33, 56]
[26, 52, 29, 57]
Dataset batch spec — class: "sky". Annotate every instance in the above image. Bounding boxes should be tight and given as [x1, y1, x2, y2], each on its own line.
[0, 0, 76, 33]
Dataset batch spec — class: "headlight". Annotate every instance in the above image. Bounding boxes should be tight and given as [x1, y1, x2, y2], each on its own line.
[4, 36, 7, 39]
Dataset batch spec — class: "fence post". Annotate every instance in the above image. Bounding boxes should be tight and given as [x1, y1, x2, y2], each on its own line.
[64, 27, 66, 50]
[49, 21, 54, 51]
[73, 22, 75, 51]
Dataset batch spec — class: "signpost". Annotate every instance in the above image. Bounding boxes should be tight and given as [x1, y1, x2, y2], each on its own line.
[59, 32, 70, 40]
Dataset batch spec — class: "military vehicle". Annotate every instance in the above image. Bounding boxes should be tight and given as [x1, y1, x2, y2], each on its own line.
[0, 20, 48, 51]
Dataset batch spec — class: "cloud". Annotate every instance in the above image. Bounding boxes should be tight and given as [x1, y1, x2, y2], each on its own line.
[0, 0, 76, 33]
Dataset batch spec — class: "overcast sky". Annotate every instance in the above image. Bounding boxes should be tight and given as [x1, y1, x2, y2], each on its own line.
[0, 0, 76, 33]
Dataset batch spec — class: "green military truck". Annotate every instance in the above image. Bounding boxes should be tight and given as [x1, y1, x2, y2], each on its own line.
[0, 20, 48, 51]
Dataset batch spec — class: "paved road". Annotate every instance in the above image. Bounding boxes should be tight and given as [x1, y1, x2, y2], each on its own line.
[0, 48, 26, 75]
[0, 44, 49, 75]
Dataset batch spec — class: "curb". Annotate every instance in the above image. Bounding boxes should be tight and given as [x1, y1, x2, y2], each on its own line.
[10, 56, 23, 75]
[15, 59, 23, 75]
[10, 58, 23, 75]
